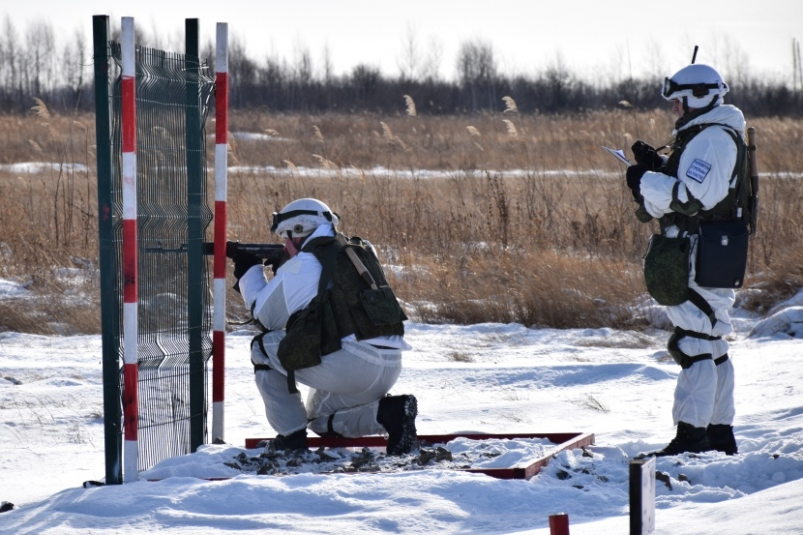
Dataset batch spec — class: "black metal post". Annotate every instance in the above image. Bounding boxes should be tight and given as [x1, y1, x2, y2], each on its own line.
[185, 18, 206, 452]
[93, 14, 123, 485]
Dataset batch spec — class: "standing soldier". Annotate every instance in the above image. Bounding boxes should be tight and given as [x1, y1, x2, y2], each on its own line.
[627, 64, 752, 457]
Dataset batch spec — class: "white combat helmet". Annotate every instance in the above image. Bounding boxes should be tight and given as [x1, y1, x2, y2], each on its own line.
[270, 198, 339, 239]
[662, 64, 729, 109]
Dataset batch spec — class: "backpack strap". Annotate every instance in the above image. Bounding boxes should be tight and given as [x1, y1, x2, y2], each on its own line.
[335, 233, 379, 290]
[687, 288, 717, 329]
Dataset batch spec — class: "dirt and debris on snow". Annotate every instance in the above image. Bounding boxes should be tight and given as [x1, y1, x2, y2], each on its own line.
[221, 437, 554, 476]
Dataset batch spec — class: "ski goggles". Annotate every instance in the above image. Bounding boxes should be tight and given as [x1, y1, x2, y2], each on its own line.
[270, 209, 337, 233]
[662, 77, 723, 99]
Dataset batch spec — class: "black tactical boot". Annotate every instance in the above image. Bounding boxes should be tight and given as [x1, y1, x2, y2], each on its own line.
[707, 424, 738, 455]
[269, 428, 308, 451]
[377, 395, 418, 455]
[637, 422, 709, 458]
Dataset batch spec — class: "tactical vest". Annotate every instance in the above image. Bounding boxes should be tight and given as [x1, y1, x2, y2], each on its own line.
[658, 122, 750, 234]
[279, 235, 406, 365]
[315, 235, 405, 342]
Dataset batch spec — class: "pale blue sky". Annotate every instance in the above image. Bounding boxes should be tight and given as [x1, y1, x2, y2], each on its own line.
[3, 0, 801, 83]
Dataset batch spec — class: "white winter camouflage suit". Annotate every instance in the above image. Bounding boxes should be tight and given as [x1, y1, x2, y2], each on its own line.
[238, 223, 410, 438]
[639, 104, 744, 429]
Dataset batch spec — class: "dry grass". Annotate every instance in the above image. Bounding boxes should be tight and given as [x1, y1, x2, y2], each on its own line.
[1, 102, 802, 334]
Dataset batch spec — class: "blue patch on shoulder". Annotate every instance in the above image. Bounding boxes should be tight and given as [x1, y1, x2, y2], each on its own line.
[686, 159, 711, 183]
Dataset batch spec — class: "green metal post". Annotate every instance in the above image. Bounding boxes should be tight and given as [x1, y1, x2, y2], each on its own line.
[93, 14, 123, 485]
[185, 18, 206, 452]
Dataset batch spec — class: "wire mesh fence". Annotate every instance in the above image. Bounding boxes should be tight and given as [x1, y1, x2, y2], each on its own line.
[108, 41, 215, 471]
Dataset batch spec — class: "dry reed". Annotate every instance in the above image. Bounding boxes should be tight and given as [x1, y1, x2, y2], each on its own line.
[1, 105, 802, 334]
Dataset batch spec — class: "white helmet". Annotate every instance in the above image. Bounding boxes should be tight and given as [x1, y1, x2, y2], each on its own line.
[662, 64, 728, 109]
[270, 198, 339, 239]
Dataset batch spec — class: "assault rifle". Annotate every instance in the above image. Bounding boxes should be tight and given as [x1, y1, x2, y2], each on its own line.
[203, 241, 286, 267]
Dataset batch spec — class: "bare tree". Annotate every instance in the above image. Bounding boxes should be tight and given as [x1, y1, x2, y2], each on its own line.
[0, 17, 19, 107]
[543, 52, 574, 112]
[292, 39, 313, 84]
[456, 39, 497, 110]
[794, 39, 799, 93]
[642, 39, 666, 82]
[351, 63, 381, 101]
[60, 28, 88, 111]
[421, 36, 443, 82]
[397, 22, 421, 82]
[25, 21, 58, 97]
[702, 34, 751, 88]
[228, 35, 258, 108]
[320, 43, 334, 85]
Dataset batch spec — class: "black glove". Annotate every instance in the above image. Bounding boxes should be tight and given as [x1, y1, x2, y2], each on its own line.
[631, 140, 664, 171]
[232, 249, 261, 293]
[626, 164, 648, 190]
[634, 204, 654, 223]
[626, 164, 649, 203]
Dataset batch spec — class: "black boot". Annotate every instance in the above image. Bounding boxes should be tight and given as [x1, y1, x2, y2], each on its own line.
[269, 428, 308, 451]
[377, 395, 418, 455]
[637, 422, 709, 458]
[707, 424, 738, 455]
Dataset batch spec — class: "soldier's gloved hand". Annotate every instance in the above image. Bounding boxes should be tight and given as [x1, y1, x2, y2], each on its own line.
[631, 140, 664, 171]
[232, 249, 261, 293]
[634, 204, 654, 223]
[626, 164, 649, 203]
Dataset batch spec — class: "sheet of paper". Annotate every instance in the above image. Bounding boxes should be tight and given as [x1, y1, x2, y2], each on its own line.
[602, 146, 633, 166]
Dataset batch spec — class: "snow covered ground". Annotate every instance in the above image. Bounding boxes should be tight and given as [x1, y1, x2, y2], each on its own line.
[1, 276, 802, 534]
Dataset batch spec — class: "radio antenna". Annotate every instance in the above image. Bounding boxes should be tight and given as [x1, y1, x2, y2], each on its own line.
[691, 45, 699, 64]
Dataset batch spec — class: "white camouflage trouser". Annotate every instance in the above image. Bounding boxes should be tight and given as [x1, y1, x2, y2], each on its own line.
[667, 237, 736, 429]
[251, 331, 403, 437]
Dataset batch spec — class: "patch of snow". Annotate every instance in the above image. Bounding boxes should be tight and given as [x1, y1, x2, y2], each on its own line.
[0, 278, 32, 298]
[0, 162, 88, 174]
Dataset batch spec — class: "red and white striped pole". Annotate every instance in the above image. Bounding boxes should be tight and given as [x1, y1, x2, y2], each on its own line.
[211, 22, 229, 442]
[120, 16, 139, 483]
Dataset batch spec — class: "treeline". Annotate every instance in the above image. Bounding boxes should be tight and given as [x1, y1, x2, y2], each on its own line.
[225, 66, 803, 118]
[1, 19, 801, 117]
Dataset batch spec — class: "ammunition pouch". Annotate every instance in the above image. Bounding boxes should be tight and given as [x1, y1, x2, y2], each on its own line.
[695, 219, 749, 288]
[277, 291, 340, 380]
[643, 234, 691, 306]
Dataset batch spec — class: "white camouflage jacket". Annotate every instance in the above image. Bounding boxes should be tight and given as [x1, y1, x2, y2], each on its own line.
[640, 104, 746, 235]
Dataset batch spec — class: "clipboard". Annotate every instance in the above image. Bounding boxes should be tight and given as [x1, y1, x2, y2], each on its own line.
[602, 146, 633, 166]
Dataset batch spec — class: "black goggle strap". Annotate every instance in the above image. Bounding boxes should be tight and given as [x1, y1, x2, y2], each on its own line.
[270, 209, 336, 232]
[663, 78, 723, 98]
